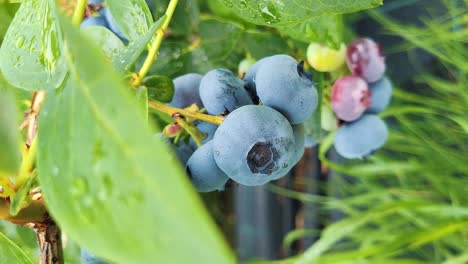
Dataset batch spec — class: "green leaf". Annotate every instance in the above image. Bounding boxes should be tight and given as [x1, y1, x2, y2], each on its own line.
[143, 75, 174, 103]
[0, 232, 34, 264]
[0, 3, 19, 43]
[81, 26, 125, 60]
[218, 0, 382, 26]
[278, 15, 344, 47]
[0, 74, 20, 177]
[37, 14, 235, 264]
[199, 18, 243, 60]
[243, 31, 289, 59]
[106, 0, 153, 41]
[112, 14, 166, 73]
[0, 0, 66, 90]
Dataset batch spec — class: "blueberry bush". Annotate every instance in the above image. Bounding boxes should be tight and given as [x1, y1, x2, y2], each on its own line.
[1, 0, 466, 263]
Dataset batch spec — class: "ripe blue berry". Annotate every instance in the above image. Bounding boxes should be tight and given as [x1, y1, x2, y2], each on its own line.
[168, 73, 204, 108]
[213, 105, 296, 186]
[331, 75, 371, 122]
[199, 69, 253, 115]
[243, 56, 270, 103]
[80, 16, 108, 29]
[255, 55, 318, 124]
[304, 136, 318, 148]
[186, 141, 229, 192]
[367, 76, 392, 113]
[292, 124, 305, 164]
[271, 124, 306, 180]
[334, 114, 388, 159]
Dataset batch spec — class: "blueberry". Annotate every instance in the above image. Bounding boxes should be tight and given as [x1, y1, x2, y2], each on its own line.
[102, 7, 128, 42]
[346, 38, 386, 83]
[243, 56, 270, 104]
[292, 124, 305, 164]
[213, 105, 296, 186]
[255, 55, 318, 124]
[304, 136, 318, 148]
[199, 69, 253, 115]
[186, 141, 229, 192]
[81, 248, 108, 264]
[334, 114, 388, 159]
[367, 76, 392, 113]
[331, 75, 371, 122]
[271, 123, 305, 180]
[168, 73, 203, 109]
[80, 16, 109, 29]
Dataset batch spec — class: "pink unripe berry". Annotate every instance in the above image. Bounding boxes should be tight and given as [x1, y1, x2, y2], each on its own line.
[331, 75, 371, 122]
[346, 38, 385, 83]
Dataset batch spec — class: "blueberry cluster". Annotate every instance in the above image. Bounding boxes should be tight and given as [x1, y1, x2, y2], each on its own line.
[80, 0, 128, 42]
[166, 55, 318, 190]
[331, 38, 392, 159]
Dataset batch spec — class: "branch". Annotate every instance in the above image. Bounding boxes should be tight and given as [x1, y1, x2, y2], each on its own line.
[149, 100, 224, 125]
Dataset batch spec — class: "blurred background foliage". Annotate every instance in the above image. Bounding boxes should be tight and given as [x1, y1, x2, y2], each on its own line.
[0, 0, 467, 263]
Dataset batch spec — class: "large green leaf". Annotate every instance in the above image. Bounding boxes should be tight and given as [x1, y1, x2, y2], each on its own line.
[0, 0, 66, 90]
[0, 74, 20, 177]
[106, 0, 154, 41]
[0, 232, 34, 264]
[242, 31, 289, 59]
[81, 26, 125, 60]
[37, 15, 235, 264]
[217, 0, 382, 26]
[199, 18, 243, 60]
[0, 3, 19, 43]
[143, 75, 174, 103]
[278, 15, 344, 47]
[112, 14, 166, 73]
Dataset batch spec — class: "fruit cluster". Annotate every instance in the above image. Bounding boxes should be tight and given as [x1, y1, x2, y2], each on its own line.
[77, 1, 391, 191]
[307, 38, 392, 159]
[165, 55, 318, 191]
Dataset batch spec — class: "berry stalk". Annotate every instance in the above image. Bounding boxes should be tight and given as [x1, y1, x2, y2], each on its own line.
[71, 0, 87, 25]
[173, 115, 203, 147]
[149, 100, 224, 125]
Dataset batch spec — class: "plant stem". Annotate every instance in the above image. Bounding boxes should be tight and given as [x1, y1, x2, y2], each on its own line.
[16, 135, 38, 189]
[71, 0, 87, 26]
[173, 115, 203, 147]
[131, 0, 179, 87]
[149, 100, 224, 125]
[35, 221, 63, 264]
